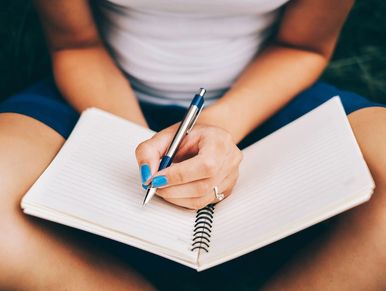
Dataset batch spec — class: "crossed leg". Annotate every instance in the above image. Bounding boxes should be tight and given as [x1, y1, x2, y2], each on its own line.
[0, 113, 153, 290]
[263, 107, 386, 290]
[1, 106, 385, 290]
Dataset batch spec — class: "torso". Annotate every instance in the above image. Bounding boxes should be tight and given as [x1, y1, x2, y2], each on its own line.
[97, 0, 290, 105]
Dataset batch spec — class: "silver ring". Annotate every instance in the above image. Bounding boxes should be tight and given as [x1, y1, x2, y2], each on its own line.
[213, 186, 224, 201]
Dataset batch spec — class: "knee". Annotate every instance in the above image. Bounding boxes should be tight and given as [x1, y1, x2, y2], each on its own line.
[348, 108, 386, 227]
[348, 107, 386, 181]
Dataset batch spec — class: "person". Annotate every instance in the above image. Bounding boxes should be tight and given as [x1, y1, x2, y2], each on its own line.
[0, 0, 385, 289]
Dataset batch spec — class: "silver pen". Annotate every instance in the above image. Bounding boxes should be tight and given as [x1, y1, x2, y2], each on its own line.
[143, 88, 206, 206]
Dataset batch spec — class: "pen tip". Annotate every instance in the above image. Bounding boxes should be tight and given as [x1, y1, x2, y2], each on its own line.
[142, 194, 150, 207]
[142, 187, 156, 207]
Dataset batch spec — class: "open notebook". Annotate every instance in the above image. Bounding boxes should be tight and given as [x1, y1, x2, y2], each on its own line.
[21, 97, 374, 271]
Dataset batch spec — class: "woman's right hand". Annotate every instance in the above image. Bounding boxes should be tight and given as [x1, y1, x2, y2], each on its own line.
[135, 123, 243, 210]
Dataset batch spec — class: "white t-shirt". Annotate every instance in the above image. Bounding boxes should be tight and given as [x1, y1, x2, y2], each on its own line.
[97, 0, 290, 106]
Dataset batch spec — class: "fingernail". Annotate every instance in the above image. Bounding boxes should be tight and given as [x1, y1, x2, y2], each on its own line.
[142, 183, 149, 190]
[151, 175, 168, 188]
[140, 164, 151, 184]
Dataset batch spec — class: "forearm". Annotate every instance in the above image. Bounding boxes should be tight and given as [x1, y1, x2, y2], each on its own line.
[52, 44, 148, 127]
[199, 44, 329, 143]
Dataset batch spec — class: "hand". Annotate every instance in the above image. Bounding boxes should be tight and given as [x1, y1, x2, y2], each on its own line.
[135, 123, 243, 210]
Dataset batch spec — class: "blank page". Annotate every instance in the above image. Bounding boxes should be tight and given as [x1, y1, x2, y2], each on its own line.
[199, 97, 374, 270]
[22, 109, 197, 265]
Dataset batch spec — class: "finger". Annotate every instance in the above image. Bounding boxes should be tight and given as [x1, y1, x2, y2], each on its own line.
[163, 190, 215, 210]
[153, 146, 227, 187]
[209, 172, 239, 204]
[162, 172, 238, 209]
[135, 126, 177, 183]
[156, 177, 218, 199]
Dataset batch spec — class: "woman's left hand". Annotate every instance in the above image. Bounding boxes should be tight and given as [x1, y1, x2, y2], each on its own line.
[135, 123, 243, 210]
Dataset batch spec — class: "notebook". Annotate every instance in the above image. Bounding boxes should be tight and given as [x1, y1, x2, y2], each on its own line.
[21, 97, 374, 271]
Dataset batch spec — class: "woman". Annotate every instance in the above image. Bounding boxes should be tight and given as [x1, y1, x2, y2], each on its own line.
[1, 0, 385, 289]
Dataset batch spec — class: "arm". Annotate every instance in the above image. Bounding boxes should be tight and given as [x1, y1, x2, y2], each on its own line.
[136, 0, 355, 210]
[199, 0, 355, 143]
[34, 0, 147, 127]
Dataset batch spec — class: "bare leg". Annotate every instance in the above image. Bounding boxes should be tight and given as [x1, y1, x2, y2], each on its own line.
[0, 113, 154, 290]
[262, 107, 386, 290]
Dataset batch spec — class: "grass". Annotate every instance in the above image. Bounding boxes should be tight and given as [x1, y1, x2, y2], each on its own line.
[322, 0, 386, 103]
[0, 1, 385, 104]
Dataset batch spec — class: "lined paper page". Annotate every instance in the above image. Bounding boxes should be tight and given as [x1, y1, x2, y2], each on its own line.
[22, 108, 196, 264]
[200, 98, 374, 270]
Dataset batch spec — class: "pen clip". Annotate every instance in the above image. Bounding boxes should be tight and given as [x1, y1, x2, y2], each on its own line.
[186, 104, 204, 134]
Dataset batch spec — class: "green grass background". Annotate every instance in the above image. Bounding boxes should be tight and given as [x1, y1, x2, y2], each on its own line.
[0, 1, 385, 104]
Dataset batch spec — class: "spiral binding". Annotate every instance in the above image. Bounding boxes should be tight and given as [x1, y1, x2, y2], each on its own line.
[191, 204, 215, 253]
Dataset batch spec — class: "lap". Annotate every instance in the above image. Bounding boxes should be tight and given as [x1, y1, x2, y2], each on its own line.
[0, 112, 64, 286]
[0, 79, 79, 138]
[0, 113, 64, 199]
[1, 79, 385, 142]
[1, 79, 385, 289]
[239, 82, 386, 148]
[347, 107, 386, 181]
[0, 113, 151, 290]
[0, 112, 64, 224]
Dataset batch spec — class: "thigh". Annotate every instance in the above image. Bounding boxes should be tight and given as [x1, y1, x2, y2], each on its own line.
[0, 79, 77, 219]
[0, 112, 65, 287]
[348, 106, 386, 183]
[0, 81, 154, 289]
[0, 113, 64, 211]
[0, 115, 151, 289]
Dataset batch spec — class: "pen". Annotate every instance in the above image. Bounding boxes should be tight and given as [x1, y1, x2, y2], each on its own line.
[142, 88, 206, 206]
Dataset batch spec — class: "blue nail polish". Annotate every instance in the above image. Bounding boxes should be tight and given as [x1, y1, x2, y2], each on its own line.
[142, 183, 149, 190]
[151, 175, 168, 188]
[140, 164, 151, 184]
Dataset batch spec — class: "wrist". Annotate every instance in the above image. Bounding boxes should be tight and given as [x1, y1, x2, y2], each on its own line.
[198, 101, 244, 143]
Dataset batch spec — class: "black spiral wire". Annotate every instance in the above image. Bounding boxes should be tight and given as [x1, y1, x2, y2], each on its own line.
[191, 204, 215, 253]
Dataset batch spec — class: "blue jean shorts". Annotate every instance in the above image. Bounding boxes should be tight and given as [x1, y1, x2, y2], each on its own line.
[0, 78, 384, 147]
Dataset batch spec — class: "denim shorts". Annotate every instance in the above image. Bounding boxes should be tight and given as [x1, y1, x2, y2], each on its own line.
[0, 78, 385, 145]
[1, 78, 385, 288]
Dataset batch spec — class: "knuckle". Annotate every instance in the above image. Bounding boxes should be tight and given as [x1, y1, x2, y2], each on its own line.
[229, 170, 239, 186]
[202, 159, 218, 176]
[134, 144, 143, 156]
[135, 142, 151, 156]
[235, 149, 243, 164]
[238, 149, 244, 162]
